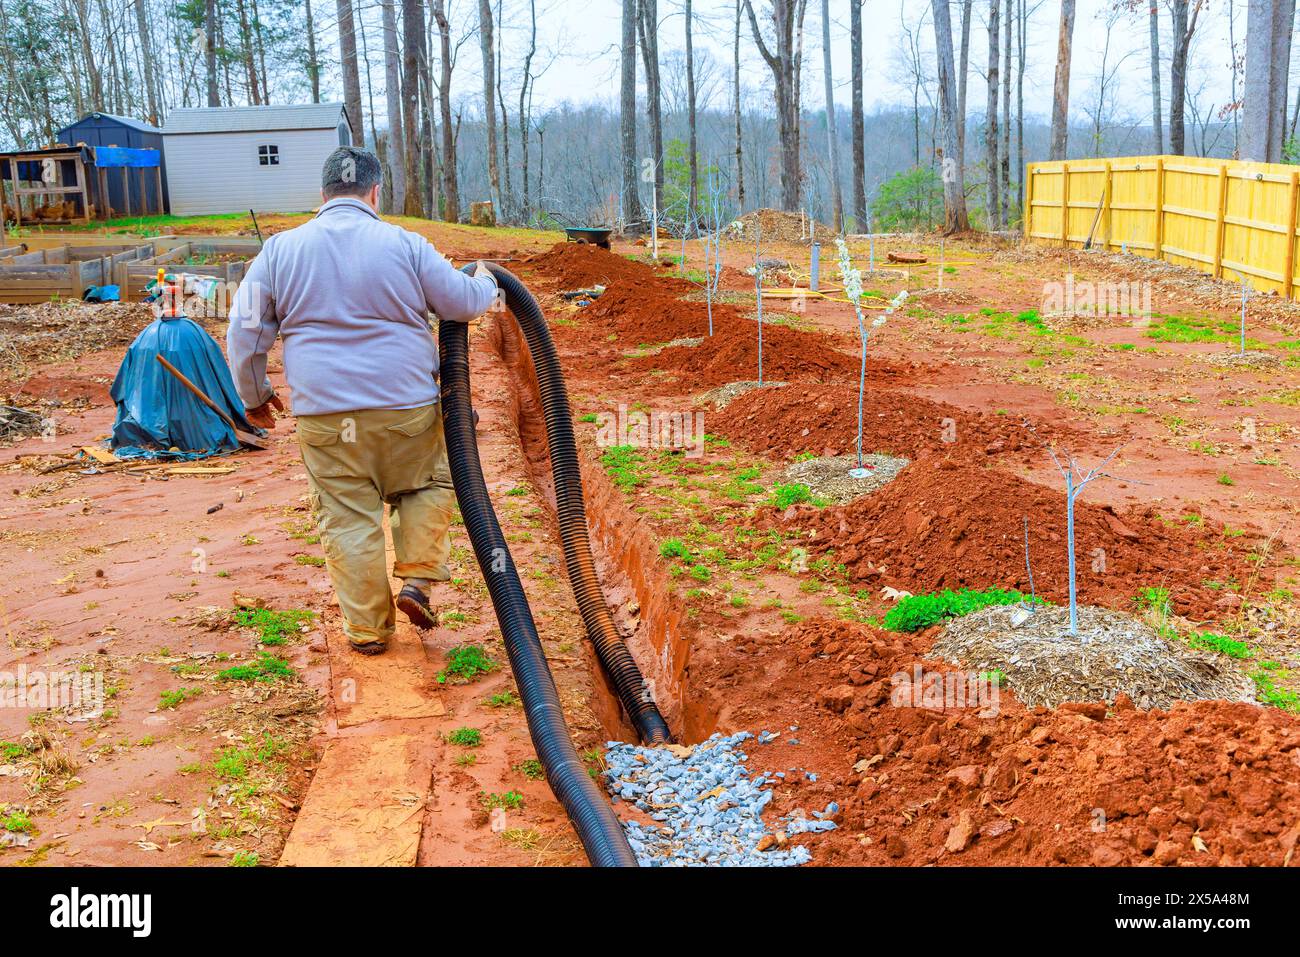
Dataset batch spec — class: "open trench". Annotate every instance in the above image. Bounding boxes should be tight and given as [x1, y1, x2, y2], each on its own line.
[482, 312, 725, 747]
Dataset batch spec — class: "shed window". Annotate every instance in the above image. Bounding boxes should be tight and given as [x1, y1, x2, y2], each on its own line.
[257, 145, 280, 166]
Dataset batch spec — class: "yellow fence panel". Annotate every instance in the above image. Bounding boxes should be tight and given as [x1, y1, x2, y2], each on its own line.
[1024, 154, 1300, 299]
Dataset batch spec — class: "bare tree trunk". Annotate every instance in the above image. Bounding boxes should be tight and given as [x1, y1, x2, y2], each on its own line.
[986, 0, 1000, 228]
[734, 0, 746, 208]
[820, 0, 842, 231]
[1242, 0, 1272, 159]
[205, 0, 219, 106]
[1169, 0, 1188, 155]
[336, 0, 364, 138]
[1049, 0, 1076, 160]
[496, 0, 512, 218]
[933, 0, 971, 232]
[744, 0, 805, 211]
[478, 0, 502, 216]
[236, 0, 262, 104]
[381, 0, 407, 212]
[620, 0, 644, 226]
[520, 0, 537, 215]
[637, 0, 664, 215]
[1268, 0, 1295, 160]
[957, 0, 973, 163]
[251, 0, 270, 101]
[1148, 1, 1163, 152]
[131, 0, 158, 122]
[1015, 0, 1026, 213]
[401, 0, 424, 215]
[305, 0, 321, 101]
[360, 13, 382, 162]
[433, 0, 459, 220]
[1001, 0, 1011, 225]
[850, 0, 866, 226]
[686, 0, 699, 222]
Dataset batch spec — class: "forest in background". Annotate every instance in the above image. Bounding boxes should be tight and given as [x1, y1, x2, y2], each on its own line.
[0, 1, 1289, 231]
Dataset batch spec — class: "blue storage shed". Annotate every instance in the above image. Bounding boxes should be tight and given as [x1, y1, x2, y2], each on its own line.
[56, 112, 168, 215]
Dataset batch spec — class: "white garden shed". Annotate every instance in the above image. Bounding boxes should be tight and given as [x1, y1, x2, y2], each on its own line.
[162, 103, 352, 216]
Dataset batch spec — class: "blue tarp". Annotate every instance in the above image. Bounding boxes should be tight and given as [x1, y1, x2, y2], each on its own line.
[109, 316, 259, 456]
[94, 146, 160, 168]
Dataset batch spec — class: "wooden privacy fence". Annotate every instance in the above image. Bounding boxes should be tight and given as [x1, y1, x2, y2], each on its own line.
[1024, 154, 1300, 299]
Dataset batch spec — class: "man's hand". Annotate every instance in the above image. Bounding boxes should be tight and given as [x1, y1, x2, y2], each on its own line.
[246, 394, 285, 431]
[472, 260, 497, 284]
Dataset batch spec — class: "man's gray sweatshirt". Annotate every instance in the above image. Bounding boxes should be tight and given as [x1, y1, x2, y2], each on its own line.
[226, 197, 497, 416]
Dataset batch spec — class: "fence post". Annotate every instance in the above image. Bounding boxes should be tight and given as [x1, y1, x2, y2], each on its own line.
[1153, 158, 1165, 261]
[1212, 164, 1228, 279]
[1285, 171, 1299, 301]
[1060, 162, 1070, 247]
[1024, 164, 1035, 239]
[1102, 161, 1113, 250]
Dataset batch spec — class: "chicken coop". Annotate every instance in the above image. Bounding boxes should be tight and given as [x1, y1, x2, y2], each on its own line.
[1, 139, 164, 227]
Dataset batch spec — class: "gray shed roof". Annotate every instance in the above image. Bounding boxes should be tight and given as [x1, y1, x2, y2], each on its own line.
[60, 112, 160, 135]
[163, 103, 347, 135]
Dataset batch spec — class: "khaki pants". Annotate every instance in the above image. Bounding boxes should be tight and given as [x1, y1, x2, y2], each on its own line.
[297, 403, 455, 646]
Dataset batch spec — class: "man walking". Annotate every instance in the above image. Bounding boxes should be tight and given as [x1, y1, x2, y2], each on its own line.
[228, 146, 498, 654]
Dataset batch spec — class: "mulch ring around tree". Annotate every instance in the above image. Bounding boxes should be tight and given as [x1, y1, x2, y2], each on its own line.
[930, 603, 1254, 710]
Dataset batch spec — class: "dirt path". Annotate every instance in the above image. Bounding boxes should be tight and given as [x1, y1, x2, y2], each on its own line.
[0, 319, 607, 866]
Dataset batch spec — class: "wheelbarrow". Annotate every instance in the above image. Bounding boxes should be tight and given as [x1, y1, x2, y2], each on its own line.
[564, 227, 612, 250]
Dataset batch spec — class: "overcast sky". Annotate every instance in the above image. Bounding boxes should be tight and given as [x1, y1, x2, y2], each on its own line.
[485, 0, 1246, 127]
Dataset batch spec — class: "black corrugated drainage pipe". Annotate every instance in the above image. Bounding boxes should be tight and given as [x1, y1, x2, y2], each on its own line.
[480, 263, 673, 745]
[439, 312, 636, 867]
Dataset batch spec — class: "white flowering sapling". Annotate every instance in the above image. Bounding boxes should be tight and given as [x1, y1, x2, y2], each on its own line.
[836, 238, 905, 475]
[700, 169, 730, 337]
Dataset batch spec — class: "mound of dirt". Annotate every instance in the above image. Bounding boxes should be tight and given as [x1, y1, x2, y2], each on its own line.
[688, 615, 1300, 866]
[525, 241, 666, 290]
[712, 382, 1086, 462]
[579, 278, 709, 343]
[785, 457, 1259, 621]
[730, 208, 833, 244]
[631, 318, 861, 387]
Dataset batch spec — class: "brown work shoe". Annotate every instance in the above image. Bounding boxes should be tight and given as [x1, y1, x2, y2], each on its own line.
[396, 584, 438, 631]
[348, 638, 388, 656]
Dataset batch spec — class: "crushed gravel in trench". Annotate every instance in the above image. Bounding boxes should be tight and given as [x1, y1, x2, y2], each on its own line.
[604, 731, 839, 867]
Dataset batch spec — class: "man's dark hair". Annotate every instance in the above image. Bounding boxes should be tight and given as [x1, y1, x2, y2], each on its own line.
[321, 146, 382, 199]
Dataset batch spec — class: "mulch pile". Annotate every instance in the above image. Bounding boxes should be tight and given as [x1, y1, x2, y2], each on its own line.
[0, 301, 156, 381]
[711, 382, 1089, 461]
[782, 456, 1259, 620]
[689, 615, 1300, 866]
[730, 208, 834, 244]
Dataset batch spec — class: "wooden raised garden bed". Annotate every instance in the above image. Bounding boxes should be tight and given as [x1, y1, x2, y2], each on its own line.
[0, 236, 260, 305]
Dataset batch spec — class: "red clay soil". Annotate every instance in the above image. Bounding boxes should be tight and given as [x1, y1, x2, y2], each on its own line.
[712, 381, 1094, 462]
[632, 320, 860, 387]
[688, 616, 1300, 866]
[781, 457, 1260, 620]
[524, 241, 683, 291]
[577, 280, 712, 343]
[524, 242, 861, 385]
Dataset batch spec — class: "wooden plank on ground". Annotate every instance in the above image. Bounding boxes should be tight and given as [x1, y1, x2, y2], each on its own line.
[326, 625, 446, 727]
[80, 445, 118, 465]
[278, 731, 434, 867]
